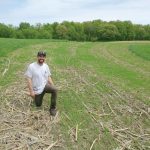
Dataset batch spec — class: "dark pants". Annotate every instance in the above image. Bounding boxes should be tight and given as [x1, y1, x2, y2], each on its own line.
[34, 83, 57, 109]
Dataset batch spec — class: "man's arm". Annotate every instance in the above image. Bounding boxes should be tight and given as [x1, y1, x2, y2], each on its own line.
[26, 77, 35, 98]
[48, 76, 54, 85]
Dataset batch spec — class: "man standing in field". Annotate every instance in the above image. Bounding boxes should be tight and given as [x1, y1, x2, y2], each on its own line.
[25, 51, 57, 116]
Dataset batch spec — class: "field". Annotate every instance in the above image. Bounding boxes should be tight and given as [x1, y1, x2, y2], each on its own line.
[0, 38, 150, 150]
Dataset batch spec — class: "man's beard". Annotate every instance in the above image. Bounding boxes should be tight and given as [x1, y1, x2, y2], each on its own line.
[38, 59, 44, 64]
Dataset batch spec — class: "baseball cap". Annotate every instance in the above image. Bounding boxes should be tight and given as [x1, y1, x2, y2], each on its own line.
[37, 51, 46, 57]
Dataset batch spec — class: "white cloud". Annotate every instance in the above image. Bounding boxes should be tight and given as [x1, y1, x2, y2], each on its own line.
[0, 0, 149, 25]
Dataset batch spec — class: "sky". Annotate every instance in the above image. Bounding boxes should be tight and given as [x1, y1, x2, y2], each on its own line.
[0, 0, 149, 26]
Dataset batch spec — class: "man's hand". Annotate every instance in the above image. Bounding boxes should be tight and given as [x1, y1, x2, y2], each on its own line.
[26, 77, 35, 99]
[30, 91, 35, 99]
[48, 76, 54, 85]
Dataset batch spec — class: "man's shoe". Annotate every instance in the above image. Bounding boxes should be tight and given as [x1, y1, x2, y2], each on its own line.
[49, 108, 57, 116]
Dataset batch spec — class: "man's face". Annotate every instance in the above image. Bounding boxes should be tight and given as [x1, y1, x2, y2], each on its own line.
[37, 55, 46, 64]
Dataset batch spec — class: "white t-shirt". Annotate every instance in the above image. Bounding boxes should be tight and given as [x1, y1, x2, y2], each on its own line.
[25, 62, 51, 94]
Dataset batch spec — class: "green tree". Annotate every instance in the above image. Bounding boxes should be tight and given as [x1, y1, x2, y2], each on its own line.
[0, 20, 149, 41]
[97, 24, 119, 41]
[0, 23, 14, 38]
[123, 21, 135, 40]
[34, 23, 52, 39]
[134, 25, 146, 40]
[144, 25, 150, 40]
[36, 29, 52, 39]
[19, 22, 31, 30]
[55, 24, 68, 39]
[83, 20, 100, 41]
[110, 21, 127, 40]
[73, 22, 85, 41]
[21, 28, 38, 39]
[51, 22, 59, 39]
[61, 21, 76, 40]
[15, 30, 25, 38]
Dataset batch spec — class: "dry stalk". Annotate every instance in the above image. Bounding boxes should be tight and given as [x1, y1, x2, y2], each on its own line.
[90, 138, 97, 150]
[136, 107, 150, 119]
[75, 124, 78, 142]
[13, 145, 25, 150]
[115, 128, 129, 132]
[2, 69, 8, 76]
[148, 108, 150, 113]
[107, 102, 116, 116]
[2, 58, 10, 76]
[44, 140, 58, 150]
[0, 127, 14, 132]
[99, 113, 112, 117]
[82, 102, 98, 122]
[120, 140, 132, 150]
[99, 121, 105, 130]
[62, 112, 71, 121]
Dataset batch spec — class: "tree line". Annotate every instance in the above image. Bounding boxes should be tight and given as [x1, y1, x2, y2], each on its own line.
[0, 20, 150, 41]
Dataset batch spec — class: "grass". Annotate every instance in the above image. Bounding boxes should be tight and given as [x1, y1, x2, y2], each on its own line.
[129, 44, 150, 61]
[0, 38, 150, 149]
[0, 38, 51, 57]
